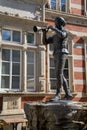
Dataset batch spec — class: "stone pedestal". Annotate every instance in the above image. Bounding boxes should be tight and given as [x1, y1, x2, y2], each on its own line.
[24, 100, 87, 130]
[0, 95, 24, 119]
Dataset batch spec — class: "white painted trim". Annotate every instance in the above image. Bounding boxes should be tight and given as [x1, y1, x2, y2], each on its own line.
[70, 30, 87, 37]
[74, 67, 85, 72]
[75, 92, 87, 98]
[74, 79, 85, 85]
[73, 55, 85, 60]
[73, 43, 84, 48]
[71, 3, 84, 10]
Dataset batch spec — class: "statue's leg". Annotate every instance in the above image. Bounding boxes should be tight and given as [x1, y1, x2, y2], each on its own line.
[54, 53, 65, 99]
[60, 54, 73, 100]
[49, 54, 62, 101]
[63, 76, 72, 99]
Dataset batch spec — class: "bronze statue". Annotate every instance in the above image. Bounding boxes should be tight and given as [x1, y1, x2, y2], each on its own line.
[33, 17, 72, 101]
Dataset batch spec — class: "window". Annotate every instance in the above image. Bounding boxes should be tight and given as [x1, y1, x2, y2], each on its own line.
[0, 49, 21, 90]
[46, 0, 68, 13]
[51, 0, 56, 9]
[50, 57, 56, 90]
[64, 59, 69, 84]
[60, 0, 66, 12]
[2, 29, 21, 43]
[27, 32, 35, 45]
[27, 51, 35, 90]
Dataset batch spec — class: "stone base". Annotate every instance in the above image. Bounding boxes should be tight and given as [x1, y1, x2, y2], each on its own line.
[24, 100, 87, 130]
[0, 109, 24, 119]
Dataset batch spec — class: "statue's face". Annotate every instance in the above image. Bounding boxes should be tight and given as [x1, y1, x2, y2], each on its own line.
[55, 18, 62, 29]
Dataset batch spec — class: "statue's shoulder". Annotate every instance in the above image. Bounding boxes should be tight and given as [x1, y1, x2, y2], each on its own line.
[62, 29, 69, 34]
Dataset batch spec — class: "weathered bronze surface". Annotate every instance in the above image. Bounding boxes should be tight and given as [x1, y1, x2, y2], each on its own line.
[24, 100, 87, 130]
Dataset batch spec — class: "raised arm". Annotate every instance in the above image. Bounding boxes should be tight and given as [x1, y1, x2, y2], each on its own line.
[42, 30, 53, 45]
[48, 26, 68, 38]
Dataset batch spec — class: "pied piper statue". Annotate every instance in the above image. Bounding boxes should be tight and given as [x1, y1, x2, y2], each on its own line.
[33, 17, 73, 101]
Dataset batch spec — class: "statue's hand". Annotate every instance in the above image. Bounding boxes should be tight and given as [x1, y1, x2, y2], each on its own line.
[48, 25, 53, 30]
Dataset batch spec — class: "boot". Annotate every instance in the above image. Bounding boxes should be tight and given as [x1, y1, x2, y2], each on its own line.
[63, 93, 73, 100]
[63, 76, 73, 100]
[50, 93, 61, 102]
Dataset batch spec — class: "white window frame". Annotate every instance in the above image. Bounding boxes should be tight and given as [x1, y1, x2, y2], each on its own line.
[1, 28, 22, 44]
[0, 48, 22, 91]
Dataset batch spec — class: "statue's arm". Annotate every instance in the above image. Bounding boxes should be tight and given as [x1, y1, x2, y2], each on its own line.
[48, 26, 68, 38]
[43, 30, 53, 45]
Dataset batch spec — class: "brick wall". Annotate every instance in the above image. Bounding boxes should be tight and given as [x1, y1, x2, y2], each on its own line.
[71, 0, 84, 5]
[21, 96, 45, 108]
[71, 0, 84, 15]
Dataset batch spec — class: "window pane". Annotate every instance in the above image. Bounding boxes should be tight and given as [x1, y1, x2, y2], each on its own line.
[12, 50, 20, 62]
[1, 76, 9, 88]
[49, 57, 56, 90]
[27, 33, 34, 44]
[61, 0, 65, 3]
[65, 59, 68, 68]
[50, 44, 54, 51]
[2, 29, 11, 41]
[86, 0, 87, 10]
[64, 59, 69, 79]
[13, 30, 21, 42]
[50, 69, 56, 78]
[12, 76, 20, 89]
[2, 49, 10, 61]
[61, 4, 65, 11]
[61, 0, 66, 12]
[27, 64, 34, 75]
[2, 63, 10, 74]
[50, 80, 56, 89]
[12, 63, 20, 75]
[50, 58, 54, 67]
[64, 69, 69, 79]
[27, 76, 34, 89]
[27, 51, 34, 63]
[27, 51, 35, 90]
[51, 0, 56, 9]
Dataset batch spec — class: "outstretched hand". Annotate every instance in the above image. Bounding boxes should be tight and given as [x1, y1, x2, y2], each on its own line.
[47, 25, 53, 30]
